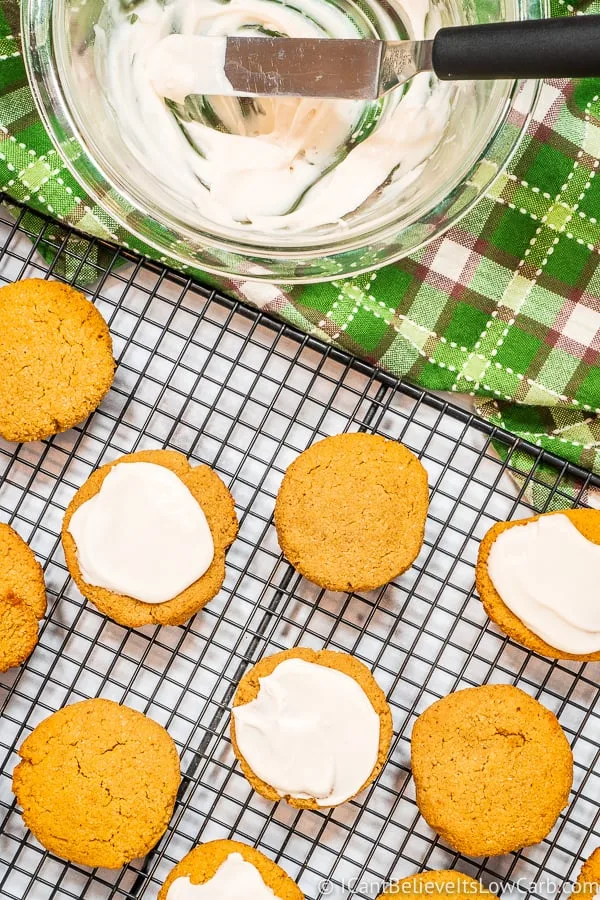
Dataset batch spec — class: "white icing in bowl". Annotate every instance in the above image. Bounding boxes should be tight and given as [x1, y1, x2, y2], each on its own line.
[96, 0, 455, 233]
[23, 0, 541, 279]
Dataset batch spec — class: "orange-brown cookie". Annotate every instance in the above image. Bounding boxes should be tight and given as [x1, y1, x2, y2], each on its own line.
[577, 849, 600, 896]
[411, 684, 573, 857]
[13, 698, 180, 868]
[0, 278, 115, 442]
[61, 449, 238, 627]
[274, 433, 428, 592]
[378, 871, 496, 900]
[230, 647, 393, 809]
[476, 509, 600, 661]
[158, 839, 304, 900]
[0, 523, 46, 671]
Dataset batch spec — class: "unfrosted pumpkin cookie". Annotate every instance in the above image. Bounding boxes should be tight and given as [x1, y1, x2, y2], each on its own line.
[477, 509, 600, 661]
[12, 698, 180, 868]
[158, 839, 304, 900]
[577, 849, 600, 896]
[230, 647, 393, 809]
[0, 523, 46, 671]
[411, 684, 573, 857]
[378, 871, 496, 900]
[61, 449, 238, 627]
[0, 278, 115, 442]
[274, 433, 428, 592]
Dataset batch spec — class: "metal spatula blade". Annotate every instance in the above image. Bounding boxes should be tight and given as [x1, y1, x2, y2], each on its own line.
[154, 17, 600, 102]
[223, 36, 433, 100]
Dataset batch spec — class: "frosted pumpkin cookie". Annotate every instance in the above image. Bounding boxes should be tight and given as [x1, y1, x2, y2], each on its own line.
[0, 523, 46, 671]
[61, 449, 238, 627]
[0, 278, 115, 442]
[378, 871, 496, 900]
[411, 684, 573, 857]
[158, 839, 304, 900]
[577, 849, 600, 896]
[230, 647, 393, 809]
[274, 433, 428, 592]
[476, 509, 600, 661]
[12, 698, 180, 868]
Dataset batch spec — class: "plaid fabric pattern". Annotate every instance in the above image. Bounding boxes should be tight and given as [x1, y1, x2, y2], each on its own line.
[2, 0, 600, 495]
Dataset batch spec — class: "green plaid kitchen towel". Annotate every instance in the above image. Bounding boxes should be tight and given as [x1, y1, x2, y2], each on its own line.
[3, 0, 600, 495]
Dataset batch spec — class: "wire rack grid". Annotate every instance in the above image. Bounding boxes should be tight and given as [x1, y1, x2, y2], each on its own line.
[0, 199, 599, 900]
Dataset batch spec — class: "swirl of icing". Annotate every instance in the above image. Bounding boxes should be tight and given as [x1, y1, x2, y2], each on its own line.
[94, 0, 455, 232]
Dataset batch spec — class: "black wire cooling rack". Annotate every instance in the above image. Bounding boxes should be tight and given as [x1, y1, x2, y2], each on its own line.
[0, 199, 599, 900]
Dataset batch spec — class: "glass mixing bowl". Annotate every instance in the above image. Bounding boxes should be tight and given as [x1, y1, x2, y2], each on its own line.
[22, 0, 544, 283]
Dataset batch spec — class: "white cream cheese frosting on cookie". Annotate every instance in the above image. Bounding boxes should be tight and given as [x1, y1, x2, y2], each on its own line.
[232, 658, 380, 806]
[487, 513, 600, 654]
[68, 461, 214, 604]
[166, 853, 277, 899]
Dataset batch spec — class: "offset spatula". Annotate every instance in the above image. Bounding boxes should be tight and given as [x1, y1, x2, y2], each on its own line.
[162, 16, 600, 100]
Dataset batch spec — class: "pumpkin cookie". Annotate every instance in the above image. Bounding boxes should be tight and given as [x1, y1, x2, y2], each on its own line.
[0, 523, 46, 671]
[477, 509, 600, 661]
[158, 839, 304, 899]
[0, 278, 115, 442]
[13, 698, 180, 868]
[274, 433, 428, 592]
[62, 449, 238, 627]
[577, 849, 600, 896]
[378, 871, 496, 900]
[411, 684, 573, 857]
[231, 647, 393, 809]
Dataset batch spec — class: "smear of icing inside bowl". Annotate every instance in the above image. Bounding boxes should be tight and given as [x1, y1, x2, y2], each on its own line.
[94, 0, 460, 232]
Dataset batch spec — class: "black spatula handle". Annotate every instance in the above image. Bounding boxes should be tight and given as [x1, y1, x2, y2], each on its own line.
[432, 15, 600, 80]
